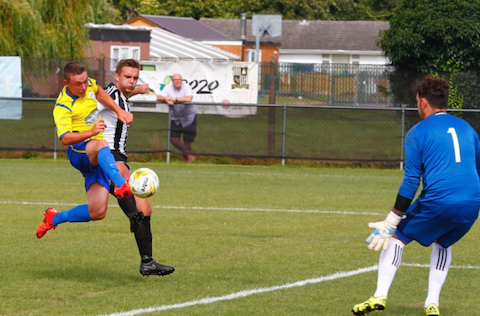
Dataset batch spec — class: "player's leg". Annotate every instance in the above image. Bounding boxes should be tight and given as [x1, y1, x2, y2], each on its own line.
[37, 184, 110, 238]
[86, 139, 132, 198]
[113, 160, 144, 233]
[37, 146, 110, 238]
[136, 197, 175, 277]
[84, 183, 110, 220]
[352, 237, 405, 315]
[375, 237, 405, 296]
[424, 243, 450, 316]
[424, 220, 475, 316]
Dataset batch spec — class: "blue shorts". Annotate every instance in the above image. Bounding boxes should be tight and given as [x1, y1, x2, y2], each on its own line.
[396, 200, 476, 248]
[67, 141, 110, 192]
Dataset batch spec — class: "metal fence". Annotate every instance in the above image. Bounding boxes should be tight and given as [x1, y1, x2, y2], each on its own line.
[259, 63, 394, 107]
[4, 98, 480, 166]
[5, 57, 480, 166]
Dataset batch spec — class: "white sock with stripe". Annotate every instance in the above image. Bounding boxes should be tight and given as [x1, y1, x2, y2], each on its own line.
[374, 238, 404, 297]
[425, 243, 451, 307]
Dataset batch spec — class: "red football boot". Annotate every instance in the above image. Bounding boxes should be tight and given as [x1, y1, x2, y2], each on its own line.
[36, 207, 58, 239]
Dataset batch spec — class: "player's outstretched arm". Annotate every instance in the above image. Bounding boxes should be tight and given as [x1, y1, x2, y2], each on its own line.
[129, 84, 149, 97]
[97, 86, 134, 124]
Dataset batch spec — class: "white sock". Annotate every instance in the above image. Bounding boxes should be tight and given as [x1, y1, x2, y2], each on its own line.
[374, 238, 404, 297]
[425, 243, 451, 307]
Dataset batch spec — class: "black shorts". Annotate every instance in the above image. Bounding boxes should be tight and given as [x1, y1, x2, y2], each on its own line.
[111, 150, 130, 171]
[171, 116, 197, 143]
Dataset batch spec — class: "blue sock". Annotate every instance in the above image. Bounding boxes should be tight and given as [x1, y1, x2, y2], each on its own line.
[52, 204, 92, 226]
[97, 147, 125, 187]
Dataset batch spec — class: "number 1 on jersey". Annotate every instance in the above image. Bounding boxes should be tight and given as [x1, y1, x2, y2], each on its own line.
[447, 127, 461, 163]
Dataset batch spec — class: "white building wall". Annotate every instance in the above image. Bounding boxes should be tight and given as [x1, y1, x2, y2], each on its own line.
[279, 53, 323, 64]
[359, 55, 389, 65]
[279, 51, 389, 65]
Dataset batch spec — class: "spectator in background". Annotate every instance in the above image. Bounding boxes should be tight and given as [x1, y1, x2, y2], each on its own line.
[156, 74, 196, 162]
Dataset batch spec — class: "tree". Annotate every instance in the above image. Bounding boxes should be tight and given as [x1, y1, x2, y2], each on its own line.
[0, 0, 118, 58]
[378, 0, 480, 73]
[222, 0, 355, 20]
[0, 1, 43, 56]
[377, 0, 480, 108]
[333, 0, 398, 20]
[113, 0, 368, 21]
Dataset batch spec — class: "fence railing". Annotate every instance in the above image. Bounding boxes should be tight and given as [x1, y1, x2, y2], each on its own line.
[1, 97, 458, 167]
[4, 97, 480, 167]
[259, 63, 394, 107]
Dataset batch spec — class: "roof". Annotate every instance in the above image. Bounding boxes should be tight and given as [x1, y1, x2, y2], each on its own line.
[85, 23, 240, 62]
[129, 15, 233, 41]
[200, 18, 389, 52]
[149, 27, 239, 62]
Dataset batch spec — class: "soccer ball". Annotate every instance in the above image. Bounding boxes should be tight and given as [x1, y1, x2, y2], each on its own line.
[129, 168, 159, 198]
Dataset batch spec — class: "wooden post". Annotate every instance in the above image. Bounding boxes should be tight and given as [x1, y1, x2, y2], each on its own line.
[98, 52, 105, 88]
[268, 56, 277, 156]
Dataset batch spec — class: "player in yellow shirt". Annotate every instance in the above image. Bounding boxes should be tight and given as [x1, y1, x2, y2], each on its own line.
[36, 61, 134, 238]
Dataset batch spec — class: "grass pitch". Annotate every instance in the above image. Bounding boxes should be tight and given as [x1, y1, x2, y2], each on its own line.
[0, 159, 479, 316]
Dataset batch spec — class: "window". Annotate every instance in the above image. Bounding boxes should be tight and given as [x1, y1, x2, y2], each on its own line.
[110, 46, 140, 70]
[247, 49, 262, 62]
[351, 54, 360, 65]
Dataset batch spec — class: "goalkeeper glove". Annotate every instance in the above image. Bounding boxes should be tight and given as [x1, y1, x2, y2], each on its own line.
[365, 211, 402, 251]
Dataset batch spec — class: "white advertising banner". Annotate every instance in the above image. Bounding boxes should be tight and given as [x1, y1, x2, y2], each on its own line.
[0, 57, 22, 120]
[130, 61, 258, 117]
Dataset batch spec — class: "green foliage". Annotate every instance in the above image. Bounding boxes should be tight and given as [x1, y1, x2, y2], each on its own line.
[431, 59, 464, 110]
[378, 0, 480, 109]
[378, 0, 480, 73]
[0, 0, 42, 56]
[0, 0, 119, 58]
[222, 0, 355, 20]
[108, 0, 398, 21]
[334, 0, 398, 20]
[0, 0, 399, 58]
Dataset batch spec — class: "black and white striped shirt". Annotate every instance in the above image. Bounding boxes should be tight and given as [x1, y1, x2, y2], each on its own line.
[97, 83, 130, 156]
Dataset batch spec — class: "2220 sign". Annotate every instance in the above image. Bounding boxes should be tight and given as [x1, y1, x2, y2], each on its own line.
[184, 79, 219, 94]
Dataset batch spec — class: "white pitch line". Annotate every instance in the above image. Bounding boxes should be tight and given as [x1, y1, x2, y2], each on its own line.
[96, 262, 480, 316]
[0, 200, 385, 216]
[96, 265, 379, 316]
[403, 263, 480, 270]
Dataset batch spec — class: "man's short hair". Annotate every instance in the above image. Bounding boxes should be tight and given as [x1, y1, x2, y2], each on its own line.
[63, 61, 86, 81]
[415, 76, 450, 109]
[116, 59, 140, 74]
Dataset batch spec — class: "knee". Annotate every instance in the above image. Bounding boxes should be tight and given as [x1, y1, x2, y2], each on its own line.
[87, 139, 109, 154]
[97, 139, 108, 150]
[137, 199, 152, 216]
[143, 204, 152, 216]
[89, 207, 107, 220]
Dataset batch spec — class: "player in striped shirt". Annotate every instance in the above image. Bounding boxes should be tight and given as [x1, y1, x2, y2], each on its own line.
[98, 59, 174, 277]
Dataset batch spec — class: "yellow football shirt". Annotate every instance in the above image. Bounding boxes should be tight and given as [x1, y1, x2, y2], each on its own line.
[53, 77, 103, 141]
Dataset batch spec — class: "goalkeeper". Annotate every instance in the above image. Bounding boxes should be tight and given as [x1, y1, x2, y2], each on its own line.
[353, 76, 480, 316]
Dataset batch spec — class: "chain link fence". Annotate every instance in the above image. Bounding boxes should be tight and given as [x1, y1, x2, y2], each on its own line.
[3, 57, 480, 166]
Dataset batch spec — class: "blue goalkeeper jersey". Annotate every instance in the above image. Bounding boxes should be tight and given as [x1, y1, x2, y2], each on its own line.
[399, 112, 480, 222]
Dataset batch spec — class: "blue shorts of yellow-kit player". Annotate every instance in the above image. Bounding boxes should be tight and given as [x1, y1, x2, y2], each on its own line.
[67, 141, 110, 192]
